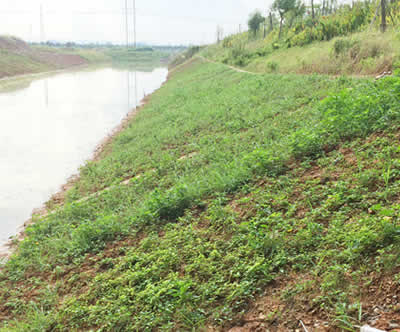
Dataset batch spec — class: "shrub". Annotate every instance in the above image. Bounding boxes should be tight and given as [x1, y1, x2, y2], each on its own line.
[144, 185, 194, 221]
[289, 2, 370, 47]
[291, 128, 324, 159]
[222, 36, 233, 49]
[267, 61, 279, 72]
[356, 39, 390, 60]
[333, 38, 358, 57]
[230, 45, 253, 67]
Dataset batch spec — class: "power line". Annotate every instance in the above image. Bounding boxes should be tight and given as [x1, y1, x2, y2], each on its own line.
[0, 8, 245, 25]
[125, 0, 128, 47]
[40, 4, 45, 43]
[133, 0, 137, 49]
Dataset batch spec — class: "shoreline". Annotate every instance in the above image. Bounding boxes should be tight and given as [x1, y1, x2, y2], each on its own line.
[0, 63, 90, 83]
[0, 68, 170, 263]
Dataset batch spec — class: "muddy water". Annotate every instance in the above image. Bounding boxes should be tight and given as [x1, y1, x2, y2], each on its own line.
[0, 66, 168, 245]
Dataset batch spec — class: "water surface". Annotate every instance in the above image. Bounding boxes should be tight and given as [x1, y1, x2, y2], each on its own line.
[0, 66, 168, 245]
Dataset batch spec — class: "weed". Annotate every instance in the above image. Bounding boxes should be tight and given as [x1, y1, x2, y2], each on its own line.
[267, 61, 279, 72]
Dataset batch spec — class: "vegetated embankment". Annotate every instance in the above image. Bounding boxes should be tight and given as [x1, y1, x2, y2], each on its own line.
[201, 0, 399, 78]
[1, 55, 400, 331]
[0, 36, 87, 79]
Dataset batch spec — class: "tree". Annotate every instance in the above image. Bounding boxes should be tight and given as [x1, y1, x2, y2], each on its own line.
[269, 12, 274, 31]
[272, 0, 297, 38]
[287, 0, 306, 28]
[248, 11, 265, 36]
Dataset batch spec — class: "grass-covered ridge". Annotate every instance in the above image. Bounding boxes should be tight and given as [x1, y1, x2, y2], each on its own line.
[201, 0, 400, 77]
[202, 29, 399, 76]
[201, 1, 400, 76]
[1, 58, 400, 330]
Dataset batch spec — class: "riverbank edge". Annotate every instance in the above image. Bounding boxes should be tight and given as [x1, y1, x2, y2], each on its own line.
[0, 63, 90, 83]
[0, 63, 178, 263]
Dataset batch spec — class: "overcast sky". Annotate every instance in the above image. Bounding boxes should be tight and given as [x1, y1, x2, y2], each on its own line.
[0, 0, 271, 45]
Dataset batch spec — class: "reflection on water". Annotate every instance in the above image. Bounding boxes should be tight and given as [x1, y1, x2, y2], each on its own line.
[0, 66, 168, 244]
[44, 79, 49, 107]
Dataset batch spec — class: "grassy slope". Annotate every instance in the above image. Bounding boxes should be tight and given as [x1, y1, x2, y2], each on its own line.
[1, 55, 400, 331]
[33, 45, 169, 67]
[0, 49, 52, 78]
[202, 29, 399, 76]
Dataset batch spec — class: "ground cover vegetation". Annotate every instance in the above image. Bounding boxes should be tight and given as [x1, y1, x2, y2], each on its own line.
[202, 0, 400, 76]
[0, 36, 54, 78]
[48, 46, 171, 66]
[1, 54, 400, 330]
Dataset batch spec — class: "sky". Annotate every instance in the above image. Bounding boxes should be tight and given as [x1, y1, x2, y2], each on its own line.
[0, 0, 270, 45]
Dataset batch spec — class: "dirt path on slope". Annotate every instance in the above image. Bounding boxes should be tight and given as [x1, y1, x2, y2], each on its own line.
[197, 55, 383, 80]
[197, 55, 259, 75]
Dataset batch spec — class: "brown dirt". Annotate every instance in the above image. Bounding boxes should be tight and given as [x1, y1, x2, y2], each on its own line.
[224, 274, 333, 332]
[33, 51, 87, 68]
[226, 269, 400, 331]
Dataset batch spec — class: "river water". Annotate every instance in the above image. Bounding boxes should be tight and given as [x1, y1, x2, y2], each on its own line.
[0, 66, 168, 245]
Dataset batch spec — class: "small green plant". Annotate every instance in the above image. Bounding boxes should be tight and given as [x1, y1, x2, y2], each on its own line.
[267, 61, 279, 72]
[333, 38, 356, 57]
[383, 162, 392, 201]
[333, 302, 361, 331]
[272, 42, 280, 50]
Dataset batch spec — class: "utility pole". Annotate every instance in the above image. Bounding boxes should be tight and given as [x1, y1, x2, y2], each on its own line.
[216, 25, 223, 44]
[125, 0, 129, 47]
[40, 4, 45, 43]
[133, 0, 138, 107]
[133, 0, 137, 48]
[29, 24, 33, 43]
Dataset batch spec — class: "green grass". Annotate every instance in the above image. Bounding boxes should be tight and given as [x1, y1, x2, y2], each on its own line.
[0, 49, 52, 78]
[1, 57, 400, 330]
[33, 45, 170, 67]
[202, 29, 400, 76]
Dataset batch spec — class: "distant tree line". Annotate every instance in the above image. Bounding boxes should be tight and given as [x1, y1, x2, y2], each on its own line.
[31, 40, 187, 53]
